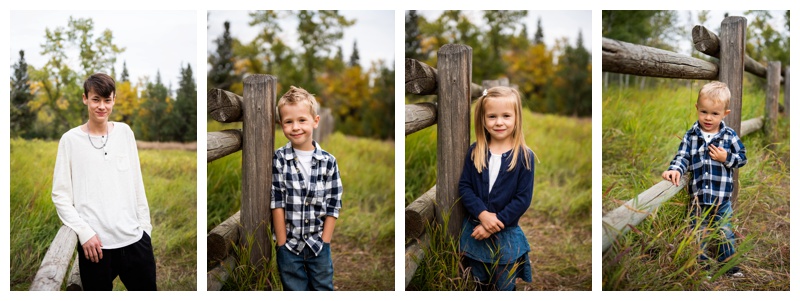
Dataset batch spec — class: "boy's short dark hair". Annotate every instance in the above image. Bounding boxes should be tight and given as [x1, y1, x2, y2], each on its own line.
[83, 73, 116, 98]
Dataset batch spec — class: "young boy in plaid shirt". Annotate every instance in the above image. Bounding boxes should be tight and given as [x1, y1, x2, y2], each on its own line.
[271, 86, 342, 290]
[662, 81, 747, 278]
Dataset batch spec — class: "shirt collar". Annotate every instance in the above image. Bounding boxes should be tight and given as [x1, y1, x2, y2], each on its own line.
[690, 120, 730, 137]
[282, 141, 327, 161]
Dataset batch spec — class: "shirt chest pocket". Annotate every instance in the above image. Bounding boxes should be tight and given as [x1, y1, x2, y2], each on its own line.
[116, 154, 130, 172]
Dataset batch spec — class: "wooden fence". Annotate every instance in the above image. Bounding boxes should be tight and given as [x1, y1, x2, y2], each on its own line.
[404, 44, 516, 287]
[601, 17, 789, 253]
[206, 76, 336, 290]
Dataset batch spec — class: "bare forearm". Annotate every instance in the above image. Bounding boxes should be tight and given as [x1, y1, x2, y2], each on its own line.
[272, 208, 287, 245]
[321, 216, 336, 243]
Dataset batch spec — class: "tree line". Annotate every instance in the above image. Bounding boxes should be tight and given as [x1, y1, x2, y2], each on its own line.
[405, 10, 592, 117]
[10, 16, 197, 142]
[207, 11, 395, 140]
[602, 10, 790, 90]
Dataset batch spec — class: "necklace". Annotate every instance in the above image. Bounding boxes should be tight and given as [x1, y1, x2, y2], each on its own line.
[87, 122, 109, 155]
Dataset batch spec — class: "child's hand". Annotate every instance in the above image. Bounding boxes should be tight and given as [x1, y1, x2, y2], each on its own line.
[471, 225, 491, 240]
[708, 144, 728, 163]
[478, 211, 504, 234]
[662, 170, 681, 186]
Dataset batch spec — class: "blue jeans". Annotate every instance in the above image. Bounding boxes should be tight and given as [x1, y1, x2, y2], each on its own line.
[690, 202, 736, 264]
[464, 254, 528, 291]
[276, 242, 334, 291]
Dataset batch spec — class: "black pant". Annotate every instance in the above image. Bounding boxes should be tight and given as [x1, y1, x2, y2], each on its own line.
[77, 232, 157, 291]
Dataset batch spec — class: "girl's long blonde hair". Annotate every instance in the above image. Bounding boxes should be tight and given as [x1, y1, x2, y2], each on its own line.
[472, 86, 532, 173]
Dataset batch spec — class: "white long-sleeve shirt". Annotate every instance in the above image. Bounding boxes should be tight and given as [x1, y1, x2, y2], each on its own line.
[51, 122, 152, 249]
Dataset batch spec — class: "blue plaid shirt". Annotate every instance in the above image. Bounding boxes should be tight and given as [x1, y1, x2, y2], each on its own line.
[271, 141, 342, 256]
[668, 121, 747, 205]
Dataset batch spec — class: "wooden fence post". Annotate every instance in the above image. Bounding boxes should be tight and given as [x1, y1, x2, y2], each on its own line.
[766, 61, 781, 146]
[719, 16, 746, 206]
[436, 44, 472, 238]
[241, 74, 277, 267]
[785, 67, 790, 118]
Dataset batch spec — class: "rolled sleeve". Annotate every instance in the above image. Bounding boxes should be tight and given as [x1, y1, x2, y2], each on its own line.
[325, 159, 342, 218]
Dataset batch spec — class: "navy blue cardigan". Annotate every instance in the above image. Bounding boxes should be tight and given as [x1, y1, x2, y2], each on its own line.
[458, 143, 534, 227]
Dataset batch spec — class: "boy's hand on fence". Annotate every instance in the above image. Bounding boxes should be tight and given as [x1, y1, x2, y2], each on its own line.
[708, 144, 728, 163]
[82, 235, 103, 263]
[478, 211, 504, 234]
[662, 170, 681, 186]
[471, 225, 491, 240]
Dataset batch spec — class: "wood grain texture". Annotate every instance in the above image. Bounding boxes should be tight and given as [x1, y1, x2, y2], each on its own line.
[405, 186, 436, 239]
[405, 102, 437, 136]
[208, 88, 244, 123]
[719, 16, 746, 206]
[207, 255, 237, 291]
[602, 37, 718, 80]
[692, 25, 783, 82]
[435, 44, 472, 238]
[740, 117, 764, 136]
[405, 58, 484, 99]
[785, 67, 790, 118]
[404, 234, 429, 288]
[602, 175, 689, 253]
[766, 61, 781, 144]
[66, 253, 81, 291]
[207, 129, 242, 163]
[208, 211, 241, 262]
[30, 225, 77, 290]
[312, 107, 334, 143]
[241, 74, 276, 267]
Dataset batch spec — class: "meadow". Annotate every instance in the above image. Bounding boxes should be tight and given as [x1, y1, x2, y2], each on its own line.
[405, 104, 592, 290]
[207, 120, 395, 291]
[9, 138, 197, 291]
[602, 81, 790, 290]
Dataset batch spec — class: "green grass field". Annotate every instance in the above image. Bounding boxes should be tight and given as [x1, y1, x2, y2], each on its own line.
[9, 138, 197, 291]
[405, 104, 592, 290]
[602, 81, 790, 290]
[207, 120, 395, 290]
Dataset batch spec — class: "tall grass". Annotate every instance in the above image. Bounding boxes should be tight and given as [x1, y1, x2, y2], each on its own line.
[602, 82, 790, 290]
[405, 103, 592, 290]
[207, 120, 395, 290]
[9, 138, 197, 291]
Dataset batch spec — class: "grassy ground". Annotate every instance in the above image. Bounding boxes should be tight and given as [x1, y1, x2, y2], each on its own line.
[405, 105, 592, 290]
[602, 82, 790, 290]
[207, 120, 395, 291]
[9, 138, 197, 291]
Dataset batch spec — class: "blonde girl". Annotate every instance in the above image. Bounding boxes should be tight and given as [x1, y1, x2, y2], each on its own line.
[458, 86, 534, 291]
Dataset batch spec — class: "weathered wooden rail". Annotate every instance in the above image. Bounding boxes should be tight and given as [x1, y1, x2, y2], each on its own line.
[602, 16, 789, 253]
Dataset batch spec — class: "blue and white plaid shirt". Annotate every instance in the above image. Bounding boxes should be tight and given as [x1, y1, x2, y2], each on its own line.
[668, 120, 747, 205]
[271, 141, 342, 256]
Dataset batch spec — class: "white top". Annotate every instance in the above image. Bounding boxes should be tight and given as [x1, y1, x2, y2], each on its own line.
[294, 148, 314, 188]
[700, 129, 716, 143]
[51, 122, 152, 249]
[488, 152, 502, 193]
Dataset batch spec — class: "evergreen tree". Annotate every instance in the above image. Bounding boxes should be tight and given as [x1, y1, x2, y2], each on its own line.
[349, 40, 360, 67]
[405, 10, 422, 60]
[136, 70, 170, 141]
[208, 21, 235, 90]
[120, 61, 129, 82]
[10, 50, 35, 138]
[172, 63, 197, 142]
[534, 17, 544, 45]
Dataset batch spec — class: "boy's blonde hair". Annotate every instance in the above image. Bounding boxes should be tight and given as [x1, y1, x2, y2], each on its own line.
[472, 86, 532, 173]
[698, 81, 731, 109]
[276, 86, 320, 121]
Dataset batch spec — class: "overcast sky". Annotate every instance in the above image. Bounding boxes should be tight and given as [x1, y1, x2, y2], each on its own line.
[10, 11, 197, 89]
[415, 10, 592, 52]
[674, 10, 789, 55]
[207, 10, 395, 70]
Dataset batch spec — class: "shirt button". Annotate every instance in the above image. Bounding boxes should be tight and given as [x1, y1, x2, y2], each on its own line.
[705, 185, 709, 188]
[305, 202, 309, 206]
[304, 235, 308, 239]
[305, 219, 309, 223]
